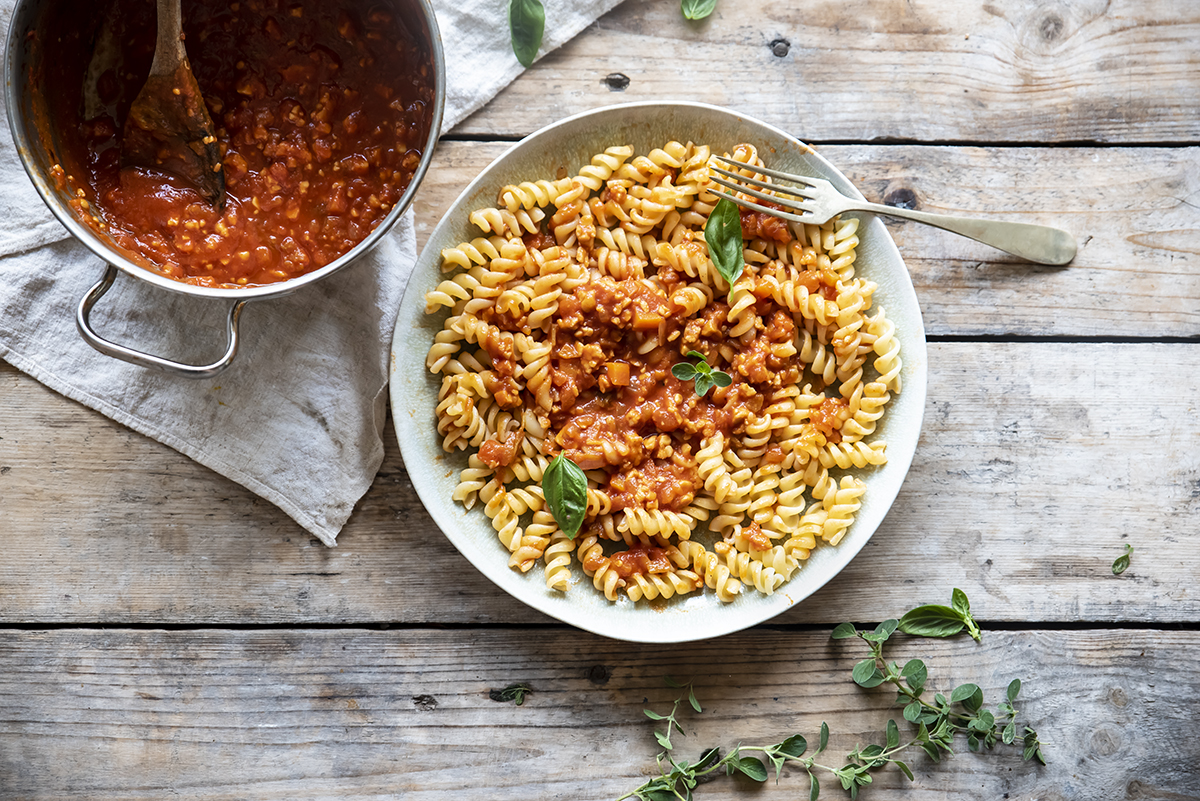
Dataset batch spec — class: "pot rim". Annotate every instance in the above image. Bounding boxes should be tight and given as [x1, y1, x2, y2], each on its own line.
[5, 0, 446, 301]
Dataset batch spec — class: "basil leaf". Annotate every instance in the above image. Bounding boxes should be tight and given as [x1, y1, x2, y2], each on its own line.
[694, 374, 714, 397]
[508, 0, 545, 68]
[541, 453, 587, 539]
[898, 605, 967, 638]
[951, 588, 971, 617]
[886, 719, 900, 749]
[809, 772, 820, 801]
[896, 760, 915, 781]
[734, 756, 767, 782]
[703, 197, 745, 291]
[686, 349, 707, 361]
[1007, 678, 1021, 703]
[681, 0, 717, 20]
[818, 721, 829, 754]
[711, 370, 733, 388]
[671, 362, 699, 381]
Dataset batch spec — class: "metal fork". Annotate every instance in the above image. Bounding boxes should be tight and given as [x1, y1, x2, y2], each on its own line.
[709, 156, 1076, 266]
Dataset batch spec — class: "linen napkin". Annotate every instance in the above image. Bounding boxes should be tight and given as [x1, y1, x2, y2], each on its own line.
[0, 0, 623, 545]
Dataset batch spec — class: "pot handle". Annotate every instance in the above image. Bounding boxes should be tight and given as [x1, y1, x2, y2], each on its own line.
[76, 264, 249, 378]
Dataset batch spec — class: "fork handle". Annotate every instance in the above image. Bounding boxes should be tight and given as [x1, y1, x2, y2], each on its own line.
[849, 201, 1076, 266]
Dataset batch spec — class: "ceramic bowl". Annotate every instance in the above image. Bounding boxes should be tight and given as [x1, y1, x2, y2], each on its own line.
[390, 101, 927, 643]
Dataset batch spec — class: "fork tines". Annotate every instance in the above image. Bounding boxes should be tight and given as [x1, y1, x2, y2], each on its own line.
[707, 162, 812, 222]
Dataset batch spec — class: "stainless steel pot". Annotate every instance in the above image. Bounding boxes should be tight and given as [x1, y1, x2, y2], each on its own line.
[5, 0, 445, 377]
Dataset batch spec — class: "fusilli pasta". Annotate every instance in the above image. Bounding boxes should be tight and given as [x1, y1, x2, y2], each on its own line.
[425, 140, 901, 604]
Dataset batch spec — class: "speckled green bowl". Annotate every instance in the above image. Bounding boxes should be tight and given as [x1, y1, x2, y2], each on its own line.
[390, 102, 927, 643]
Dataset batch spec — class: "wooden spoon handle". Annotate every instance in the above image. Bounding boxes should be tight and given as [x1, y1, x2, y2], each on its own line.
[149, 0, 186, 77]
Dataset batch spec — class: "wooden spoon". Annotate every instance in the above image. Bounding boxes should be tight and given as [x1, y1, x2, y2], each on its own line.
[121, 0, 225, 209]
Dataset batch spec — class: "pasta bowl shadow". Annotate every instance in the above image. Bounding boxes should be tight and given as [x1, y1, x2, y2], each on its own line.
[390, 102, 927, 643]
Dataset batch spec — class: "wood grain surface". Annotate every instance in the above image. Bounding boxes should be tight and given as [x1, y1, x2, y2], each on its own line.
[3, 343, 1195, 625]
[454, 0, 1200, 144]
[0, 628, 1193, 800]
[2, 1, 1198, 798]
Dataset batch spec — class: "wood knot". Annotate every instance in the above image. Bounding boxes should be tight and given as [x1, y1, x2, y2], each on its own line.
[1039, 13, 1064, 42]
[1089, 726, 1121, 756]
[586, 664, 611, 685]
[769, 38, 790, 58]
[603, 73, 630, 92]
[411, 694, 438, 711]
[883, 187, 918, 210]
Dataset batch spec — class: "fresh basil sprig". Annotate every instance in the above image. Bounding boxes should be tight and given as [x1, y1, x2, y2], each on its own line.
[671, 350, 732, 397]
[898, 587, 982, 641]
[1112, 543, 1133, 575]
[509, 0, 545, 68]
[541, 453, 587, 539]
[681, 0, 718, 19]
[703, 196, 745, 293]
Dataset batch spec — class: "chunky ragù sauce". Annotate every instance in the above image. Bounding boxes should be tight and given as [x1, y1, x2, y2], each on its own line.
[503, 265, 813, 526]
[50, 0, 434, 286]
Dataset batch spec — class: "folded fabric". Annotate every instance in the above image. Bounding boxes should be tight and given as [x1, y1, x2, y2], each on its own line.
[0, 0, 623, 545]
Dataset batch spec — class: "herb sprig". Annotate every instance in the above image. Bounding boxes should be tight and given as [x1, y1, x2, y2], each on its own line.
[619, 591, 1044, 800]
[671, 351, 732, 397]
[897, 587, 981, 641]
[643, 676, 701, 751]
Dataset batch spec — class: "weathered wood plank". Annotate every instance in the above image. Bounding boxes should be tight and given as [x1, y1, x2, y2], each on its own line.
[414, 142, 1200, 337]
[2, 342, 1197, 625]
[0, 628, 1193, 800]
[452, 0, 1200, 144]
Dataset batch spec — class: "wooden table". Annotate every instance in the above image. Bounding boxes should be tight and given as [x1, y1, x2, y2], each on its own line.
[3, 1, 1198, 797]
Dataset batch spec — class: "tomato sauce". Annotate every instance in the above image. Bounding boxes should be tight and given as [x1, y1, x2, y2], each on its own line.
[46, 0, 434, 287]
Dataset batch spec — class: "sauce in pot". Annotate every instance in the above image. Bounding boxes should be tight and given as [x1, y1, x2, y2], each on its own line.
[46, 0, 435, 287]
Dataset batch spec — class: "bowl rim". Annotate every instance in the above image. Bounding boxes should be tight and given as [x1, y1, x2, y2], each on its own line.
[392, 100, 928, 642]
[4, 0, 446, 301]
